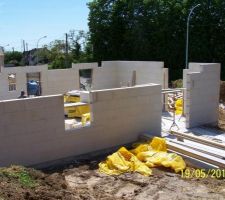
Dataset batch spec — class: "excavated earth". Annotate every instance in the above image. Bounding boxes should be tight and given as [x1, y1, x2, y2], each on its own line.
[0, 160, 225, 200]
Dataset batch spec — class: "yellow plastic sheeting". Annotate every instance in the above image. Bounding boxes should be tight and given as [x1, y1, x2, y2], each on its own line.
[149, 137, 167, 152]
[131, 137, 167, 155]
[67, 105, 90, 118]
[136, 151, 186, 173]
[99, 147, 152, 176]
[99, 137, 186, 176]
[81, 113, 91, 126]
[64, 95, 80, 103]
[175, 99, 183, 115]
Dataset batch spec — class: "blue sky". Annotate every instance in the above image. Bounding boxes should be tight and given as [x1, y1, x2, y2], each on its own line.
[0, 0, 91, 51]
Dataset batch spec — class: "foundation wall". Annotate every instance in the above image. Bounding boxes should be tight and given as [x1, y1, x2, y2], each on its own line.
[0, 61, 167, 100]
[184, 63, 221, 128]
[0, 65, 48, 100]
[0, 65, 81, 100]
[72, 62, 98, 70]
[92, 61, 167, 90]
[0, 84, 161, 167]
[46, 69, 79, 95]
[92, 65, 118, 89]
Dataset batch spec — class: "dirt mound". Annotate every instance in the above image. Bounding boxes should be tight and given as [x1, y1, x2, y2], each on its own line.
[63, 162, 225, 200]
[1, 161, 225, 200]
[0, 166, 74, 200]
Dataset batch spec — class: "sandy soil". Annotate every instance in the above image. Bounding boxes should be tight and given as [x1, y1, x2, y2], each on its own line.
[1, 161, 225, 200]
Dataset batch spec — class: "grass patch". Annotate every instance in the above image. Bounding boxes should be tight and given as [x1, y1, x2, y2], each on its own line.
[0, 166, 38, 188]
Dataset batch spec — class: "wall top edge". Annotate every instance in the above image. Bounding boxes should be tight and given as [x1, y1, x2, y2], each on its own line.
[0, 94, 63, 103]
[91, 83, 160, 93]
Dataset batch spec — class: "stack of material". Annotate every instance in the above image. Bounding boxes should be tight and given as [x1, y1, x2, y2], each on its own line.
[167, 130, 225, 169]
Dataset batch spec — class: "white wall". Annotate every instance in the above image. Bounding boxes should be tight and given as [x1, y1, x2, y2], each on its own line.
[0, 65, 48, 100]
[72, 62, 98, 70]
[184, 63, 221, 128]
[0, 61, 167, 100]
[46, 69, 79, 95]
[92, 64, 118, 89]
[0, 84, 161, 167]
[92, 61, 167, 90]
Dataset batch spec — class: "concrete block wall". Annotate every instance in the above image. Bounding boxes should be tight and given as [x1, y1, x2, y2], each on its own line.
[0, 65, 48, 100]
[92, 65, 118, 89]
[72, 62, 98, 70]
[91, 84, 162, 141]
[0, 84, 161, 167]
[46, 69, 79, 95]
[115, 61, 165, 86]
[92, 61, 168, 90]
[0, 61, 167, 100]
[0, 65, 80, 100]
[0, 95, 65, 166]
[184, 63, 221, 128]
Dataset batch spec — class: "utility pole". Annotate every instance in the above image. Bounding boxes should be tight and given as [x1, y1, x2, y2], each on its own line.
[26, 43, 28, 51]
[23, 40, 26, 52]
[65, 33, 69, 55]
[12, 47, 14, 53]
[65, 33, 69, 68]
[185, 4, 201, 69]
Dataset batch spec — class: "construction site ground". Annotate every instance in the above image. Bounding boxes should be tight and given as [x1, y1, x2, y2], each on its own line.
[0, 160, 225, 200]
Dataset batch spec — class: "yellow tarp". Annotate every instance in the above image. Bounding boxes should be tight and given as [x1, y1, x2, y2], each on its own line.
[175, 99, 183, 115]
[81, 113, 91, 126]
[67, 105, 90, 118]
[99, 137, 186, 176]
[64, 95, 80, 103]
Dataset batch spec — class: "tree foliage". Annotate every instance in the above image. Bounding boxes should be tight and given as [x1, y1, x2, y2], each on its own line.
[5, 30, 93, 69]
[88, 0, 225, 80]
[4, 51, 23, 66]
[41, 31, 93, 69]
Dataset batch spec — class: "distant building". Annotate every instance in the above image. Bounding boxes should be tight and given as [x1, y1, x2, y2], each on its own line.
[22, 48, 49, 66]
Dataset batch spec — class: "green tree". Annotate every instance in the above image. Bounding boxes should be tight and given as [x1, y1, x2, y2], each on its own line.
[4, 51, 23, 66]
[88, 0, 225, 80]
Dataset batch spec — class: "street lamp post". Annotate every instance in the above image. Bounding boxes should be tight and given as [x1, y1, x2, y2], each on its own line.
[36, 36, 47, 65]
[185, 4, 201, 69]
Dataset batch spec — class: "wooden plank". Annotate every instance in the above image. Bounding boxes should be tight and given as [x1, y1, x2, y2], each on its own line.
[167, 141, 225, 168]
[64, 102, 88, 108]
[169, 149, 219, 169]
[170, 130, 225, 150]
[140, 134, 225, 168]
[167, 138, 225, 160]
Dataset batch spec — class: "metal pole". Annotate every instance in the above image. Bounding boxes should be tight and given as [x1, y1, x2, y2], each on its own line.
[185, 4, 201, 69]
[36, 36, 47, 65]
